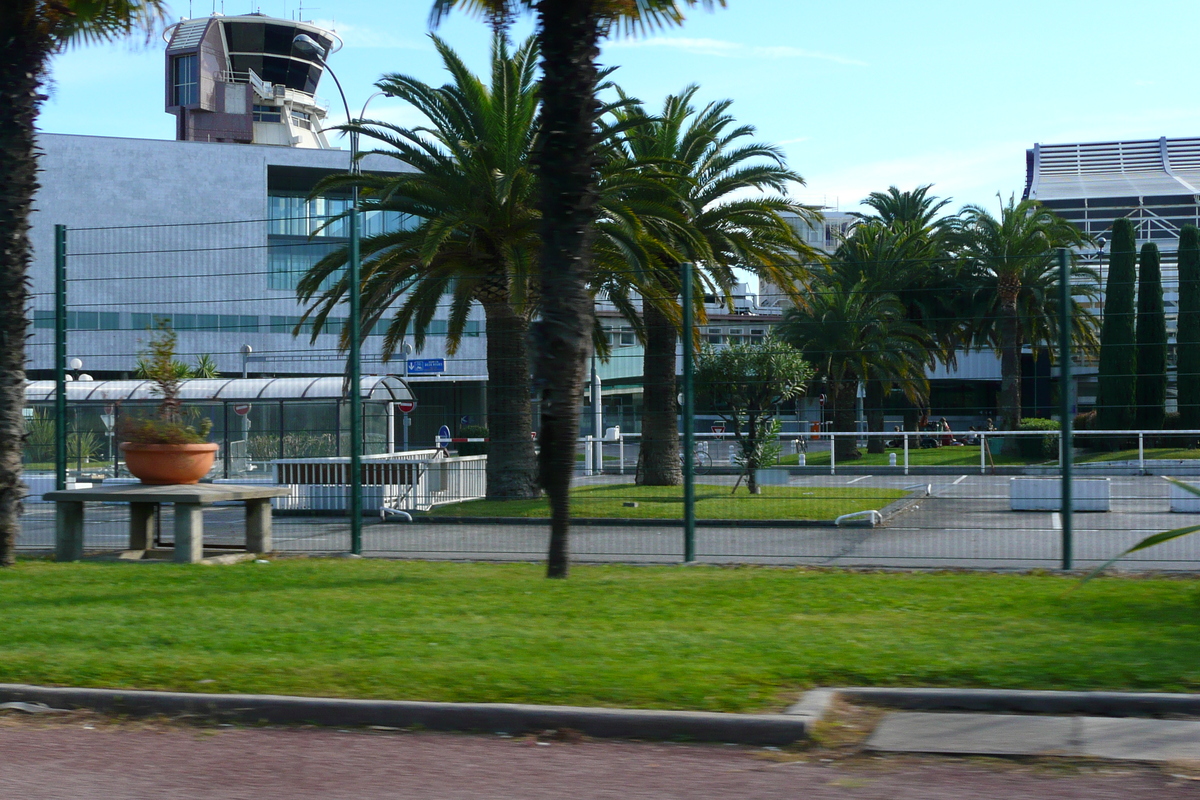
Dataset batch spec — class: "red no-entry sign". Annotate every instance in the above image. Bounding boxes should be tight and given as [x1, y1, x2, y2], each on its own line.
[397, 399, 417, 414]
[233, 403, 252, 416]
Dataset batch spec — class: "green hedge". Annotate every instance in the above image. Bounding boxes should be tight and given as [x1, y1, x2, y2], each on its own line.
[456, 424, 489, 457]
[1018, 417, 1060, 459]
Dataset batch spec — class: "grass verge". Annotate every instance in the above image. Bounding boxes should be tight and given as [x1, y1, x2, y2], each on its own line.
[779, 445, 1032, 468]
[1075, 447, 1200, 463]
[426, 483, 906, 520]
[2, 560, 1199, 713]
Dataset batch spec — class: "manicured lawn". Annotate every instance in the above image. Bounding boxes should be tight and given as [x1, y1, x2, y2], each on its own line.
[2, 560, 1199, 712]
[427, 483, 906, 520]
[779, 445, 1033, 468]
[1075, 447, 1200, 463]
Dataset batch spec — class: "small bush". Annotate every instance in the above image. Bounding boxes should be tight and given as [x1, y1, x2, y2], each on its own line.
[1018, 417, 1059, 459]
[457, 425, 489, 457]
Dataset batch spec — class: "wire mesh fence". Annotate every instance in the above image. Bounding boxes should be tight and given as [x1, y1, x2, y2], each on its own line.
[18, 217, 1200, 572]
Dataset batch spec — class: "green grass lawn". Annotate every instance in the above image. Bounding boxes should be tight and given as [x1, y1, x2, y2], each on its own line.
[779, 445, 1032, 468]
[427, 483, 906, 520]
[1075, 447, 1200, 463]
[2, 560, 1199, 712]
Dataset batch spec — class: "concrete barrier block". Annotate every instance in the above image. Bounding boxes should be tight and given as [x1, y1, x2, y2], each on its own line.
[1010, 477, 1110, 512]
[1170, 481, 1200, 513]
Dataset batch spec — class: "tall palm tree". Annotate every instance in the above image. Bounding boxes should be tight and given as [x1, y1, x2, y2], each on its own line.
[854, 184, 952, 229]
[429, 0, 726, 578]
[0, 1, 167, 567]
[776, 276, 933, 461]
[298, 35, 542, 500]
[950, 196, 1098, 432]
[612, 86, 818, 486]
[830, 219, 949, 451]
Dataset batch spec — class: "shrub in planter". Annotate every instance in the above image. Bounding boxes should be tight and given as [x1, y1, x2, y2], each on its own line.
[456, 425, 489, 457]
[1017, 417, 1059, 460]
[117, 327, 216, 484]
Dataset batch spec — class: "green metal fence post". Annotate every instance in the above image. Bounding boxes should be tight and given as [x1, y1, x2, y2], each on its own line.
[681, 262, 695, 563]
[54, 225, 68, 492]
[1058, 247, 1073, 570]
[349, 189, 363, 555]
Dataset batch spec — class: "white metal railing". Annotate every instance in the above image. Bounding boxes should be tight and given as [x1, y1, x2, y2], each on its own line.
[569, 428, 1200, 477]
[270, 450, 486, 513]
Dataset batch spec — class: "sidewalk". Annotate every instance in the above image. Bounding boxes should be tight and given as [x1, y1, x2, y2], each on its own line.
[5, 683, 1200, 764]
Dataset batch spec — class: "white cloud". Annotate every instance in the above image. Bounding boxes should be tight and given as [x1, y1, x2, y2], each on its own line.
[607, 36, 866, 66]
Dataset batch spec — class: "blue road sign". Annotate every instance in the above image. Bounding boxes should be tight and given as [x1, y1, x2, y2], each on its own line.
[407, 358, 445, 374]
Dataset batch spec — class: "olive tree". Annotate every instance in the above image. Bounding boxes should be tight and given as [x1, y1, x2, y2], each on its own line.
[694, 338, 811, 494]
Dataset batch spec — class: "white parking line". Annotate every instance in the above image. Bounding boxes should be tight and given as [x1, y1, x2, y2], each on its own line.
[1051, 512, 1062, 530]
[952, 475, 967, 485]
[846, 475, 869, 484]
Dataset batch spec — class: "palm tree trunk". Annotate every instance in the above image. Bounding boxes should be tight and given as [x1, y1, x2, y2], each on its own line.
[998, 302, 1022, 432]
[831, 378, 860, 461]
[865, 379, 885, 454]
[638, 298, 681, 485]
[482, 301, 538, 500]
[0, 30, 39, 567]
[533, 0, 603, 579]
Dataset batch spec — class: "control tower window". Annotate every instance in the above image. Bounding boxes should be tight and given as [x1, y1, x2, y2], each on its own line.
[253, 104, 282, 123]
[172, 54, 198, 106]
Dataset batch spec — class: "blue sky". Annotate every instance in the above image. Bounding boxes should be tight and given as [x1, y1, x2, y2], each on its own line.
[37, 0, 1200, 215]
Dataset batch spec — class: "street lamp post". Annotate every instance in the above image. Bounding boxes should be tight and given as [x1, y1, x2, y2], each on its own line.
[293, 33, 363, 554]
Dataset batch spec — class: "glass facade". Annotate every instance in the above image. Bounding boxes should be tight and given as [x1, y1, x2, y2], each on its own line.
[267, 193, 410, 291]
[172, 54, 199, 106]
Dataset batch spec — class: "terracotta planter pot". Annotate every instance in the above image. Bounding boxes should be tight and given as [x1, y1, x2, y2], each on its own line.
[120, 442, 219, 485]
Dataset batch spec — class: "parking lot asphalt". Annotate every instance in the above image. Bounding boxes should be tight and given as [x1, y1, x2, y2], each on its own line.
[16, 473, 1200, 571]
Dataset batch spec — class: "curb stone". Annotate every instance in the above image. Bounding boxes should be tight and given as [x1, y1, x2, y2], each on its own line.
[789, 687, 1200, 718]
[0, 684, 813, 746]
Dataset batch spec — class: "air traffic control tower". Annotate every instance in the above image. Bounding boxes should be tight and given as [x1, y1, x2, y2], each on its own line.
[163, 13, 341, 148]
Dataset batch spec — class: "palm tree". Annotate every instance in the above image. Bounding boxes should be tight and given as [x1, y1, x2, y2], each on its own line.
[429, 0, 726, 578]
[830, 219, 950, 451]
[0, 1, 167, 567]
[950, 196, 1099, 432]
[611, 86, 818, 486]
[839, 186, 965, 447]
[854, 184, 952, 229]
[298, 35, 542, 500]
[777, 276, 933, 461]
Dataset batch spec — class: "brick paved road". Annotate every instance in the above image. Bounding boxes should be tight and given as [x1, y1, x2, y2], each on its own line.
[1, 720, 1197, 800]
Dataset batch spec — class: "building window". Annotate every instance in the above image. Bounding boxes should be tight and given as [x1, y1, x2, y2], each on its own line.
[267, 239, 346, 291]
[253, 104, 282, 123]
[705, 327, 722, 345]
[172, 54, 199, 106]
[749, 328, 765, 343]
[290, 110, 311, 129]
[727, 328, 744, 344]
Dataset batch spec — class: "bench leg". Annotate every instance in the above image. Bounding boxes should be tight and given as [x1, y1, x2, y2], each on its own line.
[129, 502, 157, 551]
[245, 499, 272, 554]
[55, 501, 84, 562]
[173, 503, 204, 564]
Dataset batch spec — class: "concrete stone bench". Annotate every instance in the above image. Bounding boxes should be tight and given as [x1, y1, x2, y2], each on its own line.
[45, 483, 290, 564]
[1010, 477, 1111, 512]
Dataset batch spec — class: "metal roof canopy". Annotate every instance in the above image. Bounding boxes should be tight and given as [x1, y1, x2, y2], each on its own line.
[25, 376, 414, 403]
[1027, 136, 1200, 201]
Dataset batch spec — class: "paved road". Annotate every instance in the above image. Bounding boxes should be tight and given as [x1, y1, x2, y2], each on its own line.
[17, 473, 1200, 570]
[1, 719, 1194, 800]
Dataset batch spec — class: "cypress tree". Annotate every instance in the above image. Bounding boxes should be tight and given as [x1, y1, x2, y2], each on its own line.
[1179, 225, 1200, 430]
[1096, 217, 1137, 431]
[1135, 242, 1166, 430]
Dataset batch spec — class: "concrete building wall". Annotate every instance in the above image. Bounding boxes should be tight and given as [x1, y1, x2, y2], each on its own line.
[28, 133, 486, 379]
